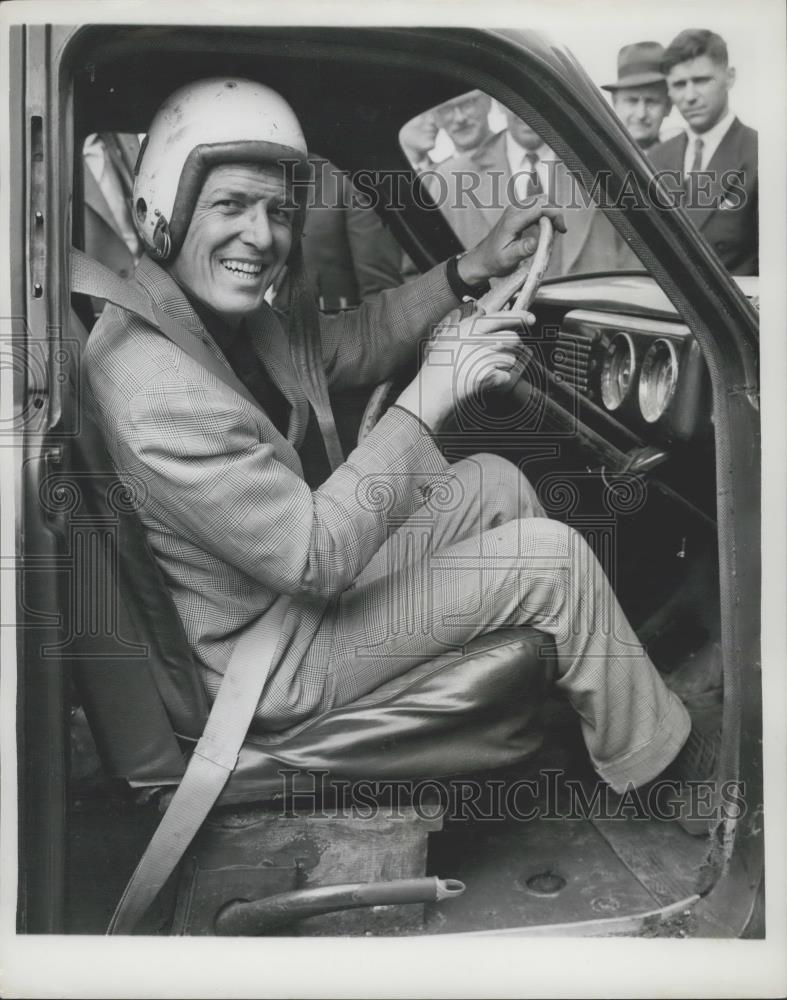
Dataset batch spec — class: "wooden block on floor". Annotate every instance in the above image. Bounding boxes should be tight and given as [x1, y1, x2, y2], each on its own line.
[173, 804, 441, 936]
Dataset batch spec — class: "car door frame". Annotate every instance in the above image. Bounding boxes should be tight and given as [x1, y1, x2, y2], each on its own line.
[7, 22, 761, 936]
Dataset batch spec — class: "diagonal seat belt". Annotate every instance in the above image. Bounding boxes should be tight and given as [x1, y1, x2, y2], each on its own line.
[107, 598, 289, 934]
[70, 250, 293, 933]
[72, 249, 273, 414]
[107, 596, 289, 934]
[70, 248, 344, 469]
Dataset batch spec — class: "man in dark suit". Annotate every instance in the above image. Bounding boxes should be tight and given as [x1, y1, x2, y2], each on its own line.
[649, 29, 758, 275]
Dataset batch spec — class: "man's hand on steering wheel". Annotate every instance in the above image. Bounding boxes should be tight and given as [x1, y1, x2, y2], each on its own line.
[396, 308, 535, 432]
[359, 202, 567, 442]
[456, 202, 567, 286]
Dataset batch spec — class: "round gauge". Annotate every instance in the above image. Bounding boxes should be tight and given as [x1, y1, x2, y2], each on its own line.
[638, 338, 679, 423]
[600, 332, 636, 411]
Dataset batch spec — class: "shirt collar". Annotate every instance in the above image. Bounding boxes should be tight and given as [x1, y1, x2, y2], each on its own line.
[686, 108, 735, 161]
[505, 132, 555, 174]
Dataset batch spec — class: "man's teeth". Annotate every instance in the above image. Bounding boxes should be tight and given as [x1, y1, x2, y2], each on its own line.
[221, 260, 263, 277]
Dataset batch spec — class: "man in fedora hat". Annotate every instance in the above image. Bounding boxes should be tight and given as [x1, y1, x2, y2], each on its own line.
[602, 42, 673, 152]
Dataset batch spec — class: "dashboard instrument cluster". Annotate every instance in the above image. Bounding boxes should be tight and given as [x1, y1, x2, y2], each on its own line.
[545, 309, 710, 443]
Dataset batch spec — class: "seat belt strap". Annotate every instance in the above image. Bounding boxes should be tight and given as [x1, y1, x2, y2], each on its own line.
[70, 249, 344, 470]
[107, 596, 290, 934]
[69, 250, 292, 933]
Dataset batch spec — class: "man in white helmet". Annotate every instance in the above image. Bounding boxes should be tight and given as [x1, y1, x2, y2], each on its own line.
[84, 78, 711, 808]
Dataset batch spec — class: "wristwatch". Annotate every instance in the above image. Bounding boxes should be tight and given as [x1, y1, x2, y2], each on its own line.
[445, 252, 490, 302]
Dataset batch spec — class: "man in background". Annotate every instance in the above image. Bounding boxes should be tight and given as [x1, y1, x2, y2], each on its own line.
[399, 96, 497, 281]
[83, 132, 143, 310]
[433, 90, 494, 159]
[298, 157, 402, 312]
[427, 103, 624, 275]
[399, 111, 440, 174]
[649, 29, 758, 275]
[602, 42, 673, 153]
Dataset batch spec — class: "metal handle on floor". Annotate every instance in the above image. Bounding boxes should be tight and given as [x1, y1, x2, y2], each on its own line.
[214, 875, 465, 935]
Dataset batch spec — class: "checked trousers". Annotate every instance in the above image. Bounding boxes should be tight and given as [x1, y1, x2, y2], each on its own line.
[316, 452, 690, 793]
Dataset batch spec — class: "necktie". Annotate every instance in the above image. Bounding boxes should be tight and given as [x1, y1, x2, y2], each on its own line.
[523, 152, 544, 197]
[689, 137, 704, 173]
[685, 137, 705, 207]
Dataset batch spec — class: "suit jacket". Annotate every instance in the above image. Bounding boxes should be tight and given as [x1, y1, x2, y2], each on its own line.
[84, 255, 458, 729]
[430, 130, 632, 275]
[649, 118, 758, 275]
[274, 158, 403, 312]
[304, 159, 403, 308]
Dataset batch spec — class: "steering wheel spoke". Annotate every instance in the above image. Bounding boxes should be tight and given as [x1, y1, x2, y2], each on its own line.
[358, 217, 555, 443]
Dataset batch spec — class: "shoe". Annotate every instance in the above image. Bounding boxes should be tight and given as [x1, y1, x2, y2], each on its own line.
[668, 725, 720, 785]
[662, 643, 723, 711]
[656, 725, 722, 836]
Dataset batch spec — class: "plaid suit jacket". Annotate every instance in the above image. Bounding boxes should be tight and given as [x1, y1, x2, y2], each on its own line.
[84, 255, 459, 728]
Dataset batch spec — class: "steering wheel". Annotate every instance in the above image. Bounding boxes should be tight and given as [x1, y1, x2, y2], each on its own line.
[358, 216, 555, 443]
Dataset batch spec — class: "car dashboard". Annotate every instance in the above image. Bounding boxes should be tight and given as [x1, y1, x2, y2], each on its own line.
[504, 272, 724, 525]
[533, 273, 717, 444]
[545, 309, 709, 445]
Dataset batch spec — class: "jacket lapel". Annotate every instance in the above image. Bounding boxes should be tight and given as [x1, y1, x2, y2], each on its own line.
[670, 132, 689, 172]
[705, 117, 743, 174]
[471, 133, 511, 228]
[552, 160, 595, 274]
[692, 117, 744, 232]
[135, 255, 225, 348]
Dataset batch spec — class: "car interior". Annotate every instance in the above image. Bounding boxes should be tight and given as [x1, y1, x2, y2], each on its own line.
[15, 24, 761, 938]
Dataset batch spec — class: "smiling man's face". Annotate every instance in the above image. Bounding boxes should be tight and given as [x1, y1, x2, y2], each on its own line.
[435, 91, 492, 153]
[168, 162, 295, 326]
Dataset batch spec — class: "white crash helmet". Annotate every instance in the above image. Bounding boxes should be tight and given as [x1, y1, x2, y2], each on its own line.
[133, 77, 311, 261]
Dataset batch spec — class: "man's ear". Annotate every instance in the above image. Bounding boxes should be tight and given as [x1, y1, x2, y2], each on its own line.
[726, 66, 736, 91]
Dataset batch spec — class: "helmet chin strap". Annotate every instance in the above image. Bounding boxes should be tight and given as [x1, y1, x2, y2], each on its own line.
[285, 240, 344, 472]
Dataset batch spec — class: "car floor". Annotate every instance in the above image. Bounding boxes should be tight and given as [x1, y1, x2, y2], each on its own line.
[66, 698, 715, 937]
[423, 700, 712, 936]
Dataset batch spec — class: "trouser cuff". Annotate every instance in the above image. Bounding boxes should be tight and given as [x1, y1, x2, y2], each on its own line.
[594, 691, 692, 793]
